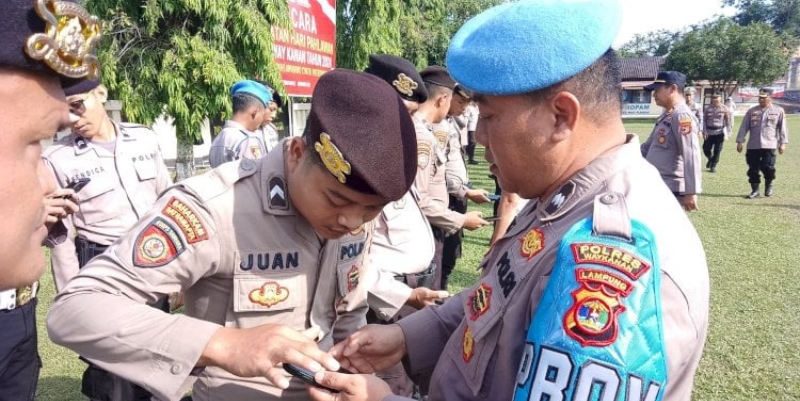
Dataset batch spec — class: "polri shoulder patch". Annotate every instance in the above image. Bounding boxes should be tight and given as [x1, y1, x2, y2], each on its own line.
[679, 115, 693, 135]
[133, 217, 186, 267]
[161, 197, 209, 244]
[417, 140, 431, 169]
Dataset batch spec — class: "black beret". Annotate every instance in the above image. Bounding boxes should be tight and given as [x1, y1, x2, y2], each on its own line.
[644, 71, 686, 91]
[364, 54, 428, 103]
[306, 69, 417, 201]
[759, 88, 774, 97]
[454, 84, 473, 99]
[0, 0, 101, 82]
[420, 65, 456, 90]
[63, 77, 100, 96]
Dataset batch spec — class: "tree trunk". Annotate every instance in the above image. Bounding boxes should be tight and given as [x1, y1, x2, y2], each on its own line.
[175, 137, 195, 182]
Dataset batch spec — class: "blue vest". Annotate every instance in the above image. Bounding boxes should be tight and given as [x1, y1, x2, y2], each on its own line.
[513, 217, 667, 401]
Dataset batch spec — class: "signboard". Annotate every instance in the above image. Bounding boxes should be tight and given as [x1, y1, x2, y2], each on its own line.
[622, 103, 656, 116]
[271, 0, 336, 97]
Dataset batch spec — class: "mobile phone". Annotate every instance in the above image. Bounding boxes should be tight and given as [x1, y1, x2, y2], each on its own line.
[484, 215, 501, 222]
[283, 363, 347, 393]
[65, 177, 91, 193]
[488, 194, 501, 201]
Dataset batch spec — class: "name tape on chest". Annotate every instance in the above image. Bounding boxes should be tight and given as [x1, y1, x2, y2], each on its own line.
[240, 252, 300, 271]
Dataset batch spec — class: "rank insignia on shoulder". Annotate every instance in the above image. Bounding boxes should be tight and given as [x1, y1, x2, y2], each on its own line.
[268, 176, 288, 210]
[417, 141, 431, 169]
[133, 217, 186, 268]
[26, 0, 102, 79]
[347, 265, 359, 292]
[392, 73, 418, 97]
[315, 132, 351, 184]
[544, 181, 576, 215]
[468, 283, 492, 320]
[462, 325, 475, 362]
[249, 281, 290, 307]
[162, 197, 209, 244]
[519, 228, 545, 261]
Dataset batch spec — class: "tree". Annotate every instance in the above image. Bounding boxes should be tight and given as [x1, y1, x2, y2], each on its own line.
[336, 0, 405, 70]
[664, 18, 792, 97]
[724, 0, 800, 39]
[617, 30, 682, 58]
[86, 1, 291, 180]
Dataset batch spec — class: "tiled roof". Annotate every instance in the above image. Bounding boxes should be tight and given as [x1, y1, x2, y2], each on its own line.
[619, 56, 665, 80]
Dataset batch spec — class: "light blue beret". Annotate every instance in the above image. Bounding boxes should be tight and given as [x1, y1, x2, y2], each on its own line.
[230, 80, 272, 106]
[446, 0, 623, 95]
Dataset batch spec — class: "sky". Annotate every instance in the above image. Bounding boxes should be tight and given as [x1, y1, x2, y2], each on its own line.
[613, 0, 737, 47]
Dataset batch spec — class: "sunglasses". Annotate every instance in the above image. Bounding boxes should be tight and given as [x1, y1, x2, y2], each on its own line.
[68, 93, 92, 116]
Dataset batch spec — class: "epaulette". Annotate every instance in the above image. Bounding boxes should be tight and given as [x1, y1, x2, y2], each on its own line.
[177, 159, 258, 203]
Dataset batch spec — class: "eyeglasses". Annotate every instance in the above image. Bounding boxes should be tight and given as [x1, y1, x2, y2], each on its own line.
[68, 94, 91, 116]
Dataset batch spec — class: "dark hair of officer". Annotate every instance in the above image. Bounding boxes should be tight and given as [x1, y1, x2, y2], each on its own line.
[232, 93, 265, 114]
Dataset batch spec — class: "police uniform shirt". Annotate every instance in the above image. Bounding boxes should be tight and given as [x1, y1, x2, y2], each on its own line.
[688, 101, 703, 127]
[641, 103, 703, 195]
[704, 104, 732, 137]
[363, 188, 434, 320]
[412, 114, 465, 234]
[43, 122, 173, 290]
[259, 123, 281, 153]
[435, 117, 470, 199]
[466, 104, 479, 132]
[389, 136, 709, 401]
[48, 146, 373, 401]
[736, 104, 789, 150]
[208, 120, 268, 168]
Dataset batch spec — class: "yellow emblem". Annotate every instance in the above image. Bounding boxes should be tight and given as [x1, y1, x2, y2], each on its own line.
[519, 228, 545, 261]
[433, 129, 448, 149]
[392, 73, 418, 97]
[25, 0, 102, 79]
[315, 132, 351, 184]
[249, 281, 290, 308]
[462, 326, 474, 362]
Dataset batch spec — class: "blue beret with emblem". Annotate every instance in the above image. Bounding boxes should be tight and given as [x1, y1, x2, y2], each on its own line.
[0, 0, 101, 83]
[230, 79, 272, 107]
[446, 0, 622, 95]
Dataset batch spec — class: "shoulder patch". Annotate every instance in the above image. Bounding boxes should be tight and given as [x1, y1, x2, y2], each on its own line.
[161, 197, 209, 244]
[433, 129, 449, 150]
[133, 217, 186, 267]
[417, 140, 432, 169]
[678, 115, 693, 135]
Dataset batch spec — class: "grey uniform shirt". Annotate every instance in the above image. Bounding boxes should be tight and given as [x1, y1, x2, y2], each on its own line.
[42, 122, 173, 290]
[688, 101, 703, 128]
[47, 148, 373, 401]
[736, 104, 789, 149]
[703, 104, 732, 137]
[363, 188, 434, 320]
[390, 135, 709, 401]
[641, 103, 703, 195]
[412, 114, 465, 234]
[434, 117, 470, 199]
[208, 120, 267, 167]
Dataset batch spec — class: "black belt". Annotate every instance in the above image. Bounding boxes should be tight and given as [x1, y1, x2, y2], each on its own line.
[75, 237, 109, 268]
[706, 126, 723, 130]
[395, 263, 436, 289]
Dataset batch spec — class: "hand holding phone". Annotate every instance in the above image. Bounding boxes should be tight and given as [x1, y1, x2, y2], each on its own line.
[488, 194, 501, 201]
[284, 363, 351, 393]
[65, 177, 91, 193]
[484, 215, 501, 222]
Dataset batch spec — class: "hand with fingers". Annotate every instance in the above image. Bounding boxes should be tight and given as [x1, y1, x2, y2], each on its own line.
[197, 324, 340, 389]
[406, 287, 449, 310]
[43, 188, 78, 228]
[307, 370, 393, 401]
[328, 324, 406, 375]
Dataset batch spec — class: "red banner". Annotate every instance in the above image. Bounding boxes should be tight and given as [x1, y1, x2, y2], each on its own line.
[272, 0, 337, 97]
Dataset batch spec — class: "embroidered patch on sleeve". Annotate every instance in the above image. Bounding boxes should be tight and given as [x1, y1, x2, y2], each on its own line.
[679, 116, 693, 135]
[249, 281, 290, 307]
[133, 217, 186, 268]
[519, 228, 545, 260]
[570, 243, 650, 280]
[564, 268, 633, 347]
[433, 129, 449, 149]
[347, 265, 359, 292]
[462, 325, 475, 362]
[161, 197, 209, 244]
[468, 283, 492, 320]
[417, 141, 431, 169]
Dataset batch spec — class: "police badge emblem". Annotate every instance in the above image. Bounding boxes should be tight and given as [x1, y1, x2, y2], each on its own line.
[249, 281, 290, 307]
[315, 132, 352, 184]
[392, 73, 418, 97]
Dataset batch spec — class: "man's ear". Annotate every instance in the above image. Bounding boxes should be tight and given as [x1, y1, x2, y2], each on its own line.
[94, 85, 109, 103]
[549, 91, 580, 143]
[286, 137, 307, 173]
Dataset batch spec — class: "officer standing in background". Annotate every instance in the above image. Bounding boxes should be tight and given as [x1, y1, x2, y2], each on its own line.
[642, 71, 703, 211]
[413, 66, 488, 290]
[309, 2, 709, 401]
[47, 69, 420, 401]
[702, 92, 731, 172]
[256, 80, 283, 152]
[43, 76, 173, 401]
[684, 87, 703, 127]
[0, 0, 100, 399]
[736, 88, 789, 198]
[464, 101, 479, 165]
[208, 80, 272, 167]
[437, 84, 490, 290]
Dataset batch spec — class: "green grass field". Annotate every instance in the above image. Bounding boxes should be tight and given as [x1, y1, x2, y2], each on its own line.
[34, 116, 800, 400]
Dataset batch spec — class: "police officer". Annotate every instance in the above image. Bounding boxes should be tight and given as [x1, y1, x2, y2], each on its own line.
[208, 80, 272, 167]
[413, 66, 488, 290]
[0, 0, 100, 399]
[47, 69, 419, 401]
[437, 84, 490, 290]
[309, 1, 709, 401]
[736, 88, 789, 198]
[684, 86, 703, 127]
[464, 101, 480, 164]
[642, 71, 703, 211]
[703, 92, 732, 172]
[256, 80, 283, 152]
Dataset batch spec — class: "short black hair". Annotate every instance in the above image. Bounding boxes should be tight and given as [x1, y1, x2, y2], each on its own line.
[232, 93, 264, 114]
[425, 83, 453, 100]
[526, 49, 621, 124]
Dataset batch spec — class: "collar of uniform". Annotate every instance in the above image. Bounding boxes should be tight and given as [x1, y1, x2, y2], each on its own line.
[538, 134, 641, 222]
[259, 139, 296, 216]
[224, 119, 255, 135]
[412, 113, 433, 133]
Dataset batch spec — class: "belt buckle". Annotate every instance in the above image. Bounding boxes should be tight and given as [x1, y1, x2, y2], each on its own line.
[16, 282, 37, 307]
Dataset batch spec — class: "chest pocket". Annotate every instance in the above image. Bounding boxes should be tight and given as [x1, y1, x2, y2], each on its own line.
[233, 274, 303, 313]
[76, 177, 122, 225]
[383, 201, 413, 246]
[654, 125, 671, 149]
[134, 160, 157, 181]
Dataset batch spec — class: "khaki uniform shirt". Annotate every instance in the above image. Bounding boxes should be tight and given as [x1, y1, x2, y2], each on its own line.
[688, 101, 703, 127]
[390, 135, 709, 401]
[208, 120, 267, 168]
[259, 123, 281, 153]
[48, 148, 373, 401]
[434, 117, 470, 199]
[641, 103, 703, 195]
[413, 114, 465, 234]
[704, 104, 732, 137]
[42, 122, 173, 291]
[363, 188, 434, 320]
[736, 104, 789, 150]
